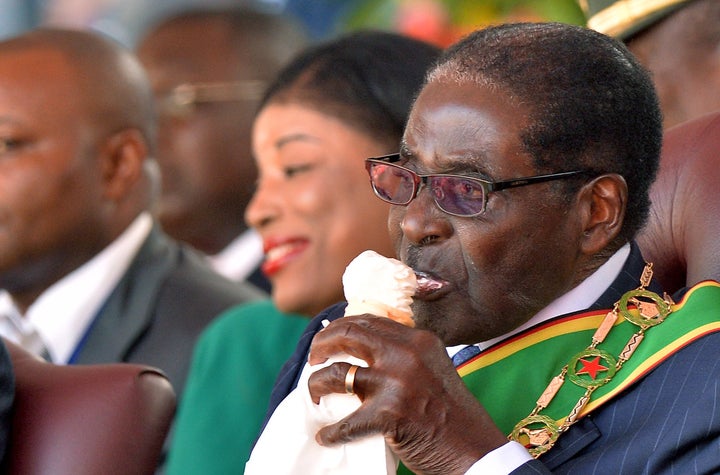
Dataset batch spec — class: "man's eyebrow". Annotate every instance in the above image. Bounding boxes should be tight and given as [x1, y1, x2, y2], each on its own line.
[399, 146, 494, 177]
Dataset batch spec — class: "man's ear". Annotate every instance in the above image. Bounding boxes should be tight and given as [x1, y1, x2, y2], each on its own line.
[576, 174, 627, 255]
[100, 129, 148, 201]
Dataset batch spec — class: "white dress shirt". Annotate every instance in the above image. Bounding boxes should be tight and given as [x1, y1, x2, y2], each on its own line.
[0, 212, 153, 363]
[205, 229, 264, 282]
[462, 243, 631, 474]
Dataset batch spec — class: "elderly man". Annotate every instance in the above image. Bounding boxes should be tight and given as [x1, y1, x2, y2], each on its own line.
[580, 0, 720, 129]
[0, 28, 263, 396]
[253, 22, 720, 474]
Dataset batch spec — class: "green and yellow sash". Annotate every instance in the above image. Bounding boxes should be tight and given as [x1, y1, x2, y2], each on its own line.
[460, 280, 720, 442]
[397, 281, 720, 474]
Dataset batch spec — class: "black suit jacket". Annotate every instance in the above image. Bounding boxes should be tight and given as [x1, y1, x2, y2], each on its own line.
[72, 225, 265, 396]
[247, 263, 272, 294]
[260, 243, 720, 473]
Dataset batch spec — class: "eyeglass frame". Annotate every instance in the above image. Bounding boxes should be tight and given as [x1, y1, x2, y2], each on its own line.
[156, 80, 267, 119]
[364, 153, 589, 217]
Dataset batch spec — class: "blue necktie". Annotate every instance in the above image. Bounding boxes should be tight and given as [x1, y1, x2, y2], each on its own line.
[452, 345, 481, 367]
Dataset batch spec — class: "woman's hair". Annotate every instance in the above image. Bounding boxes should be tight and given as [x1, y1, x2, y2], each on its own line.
[258, 30, 441, 150]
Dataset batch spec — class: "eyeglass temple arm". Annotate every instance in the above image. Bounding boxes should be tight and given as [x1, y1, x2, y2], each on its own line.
[490, 170, 587, 191]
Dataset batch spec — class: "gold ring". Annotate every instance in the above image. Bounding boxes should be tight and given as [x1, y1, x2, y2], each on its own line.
[344, 365, 360, 394]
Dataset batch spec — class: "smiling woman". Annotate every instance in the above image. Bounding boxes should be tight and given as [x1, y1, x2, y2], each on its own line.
[248, 104, 398, 315]
[245, 31, 441, 317]
[165, 30, 441, 474]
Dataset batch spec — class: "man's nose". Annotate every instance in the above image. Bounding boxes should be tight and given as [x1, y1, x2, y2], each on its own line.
[399, 186, 452, 246]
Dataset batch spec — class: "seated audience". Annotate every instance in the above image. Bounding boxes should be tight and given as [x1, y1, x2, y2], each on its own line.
[581, 0, 720, 128]
[251, 22, 720, 474]
[136, 7, 308, 291]
[0, 28, 263, 398]
[164, 31, 440, 474]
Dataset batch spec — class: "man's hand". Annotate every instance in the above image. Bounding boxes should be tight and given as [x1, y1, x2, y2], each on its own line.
[307, 314, 508, 475]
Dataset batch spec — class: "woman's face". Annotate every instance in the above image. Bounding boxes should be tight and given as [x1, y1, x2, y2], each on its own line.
[246, 103, 395, 316]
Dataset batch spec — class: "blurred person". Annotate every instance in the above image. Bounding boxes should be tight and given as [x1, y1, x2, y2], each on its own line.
[136, 7, 309, 291]
[581, 1, 720, 293]
[248, 22, 720, 474]
[0, 28, 264, 398]
[165, 30, 441, 474]
[636, 110, 720, 292]
[580, 0, 720, 128]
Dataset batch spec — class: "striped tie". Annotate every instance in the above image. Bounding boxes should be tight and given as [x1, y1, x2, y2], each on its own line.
[20, 326, 52, 362]
[0, 311, 52, 362]
[451, 345, 481, 367]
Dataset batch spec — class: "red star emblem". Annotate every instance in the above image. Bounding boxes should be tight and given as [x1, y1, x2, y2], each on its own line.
[575, 356, 608, 379]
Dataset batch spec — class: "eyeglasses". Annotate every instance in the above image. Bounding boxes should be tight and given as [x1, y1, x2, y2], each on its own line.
[365, 153, 587, 217]
[156, 80, 267, 119]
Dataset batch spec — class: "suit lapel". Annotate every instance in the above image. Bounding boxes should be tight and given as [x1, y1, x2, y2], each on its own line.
[73, 226, 176, 364]
[591, 242, 660, 309]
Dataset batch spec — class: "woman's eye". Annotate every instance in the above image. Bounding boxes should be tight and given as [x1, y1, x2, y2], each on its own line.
[283, 163, 314, 178]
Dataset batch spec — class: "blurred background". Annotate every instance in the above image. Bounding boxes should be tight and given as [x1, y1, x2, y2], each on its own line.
[0, 0, 585, 47]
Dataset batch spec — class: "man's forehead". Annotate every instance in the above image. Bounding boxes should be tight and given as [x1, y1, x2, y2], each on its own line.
[403, 81, 530, 172]
[0, 49, 79, 95]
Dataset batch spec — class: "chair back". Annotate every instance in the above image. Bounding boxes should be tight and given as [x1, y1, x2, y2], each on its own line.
[3, 339, 176, 475]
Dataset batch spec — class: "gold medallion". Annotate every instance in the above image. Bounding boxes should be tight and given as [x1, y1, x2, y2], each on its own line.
[510, 414, 560, 457]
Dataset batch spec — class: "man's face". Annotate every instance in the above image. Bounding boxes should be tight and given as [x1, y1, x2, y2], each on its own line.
[137, 19, 259, 252]
[393, 79, 584, 346]
[0, 48, 107, 293]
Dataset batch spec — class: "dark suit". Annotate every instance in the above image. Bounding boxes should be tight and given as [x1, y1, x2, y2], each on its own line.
[72, 225, 265, 396]
[247, 263, 272, 294]
[261, 243, 720, 473]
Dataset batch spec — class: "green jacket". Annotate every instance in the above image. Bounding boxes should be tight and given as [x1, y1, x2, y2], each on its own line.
[165, 299, 308, 474]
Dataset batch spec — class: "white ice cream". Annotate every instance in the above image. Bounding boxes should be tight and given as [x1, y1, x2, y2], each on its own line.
[342, 250, 417, 326]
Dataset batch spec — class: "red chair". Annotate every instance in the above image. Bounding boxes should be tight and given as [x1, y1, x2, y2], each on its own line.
[3, 339, 176, 475]
[637, 110, 720, 292]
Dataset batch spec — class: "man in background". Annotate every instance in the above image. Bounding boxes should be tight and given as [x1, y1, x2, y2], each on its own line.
[582, 0, 720, 294]
[580, 0, 720, 128]
[136, 7, 308, 291]
[0, 27, 263, 397]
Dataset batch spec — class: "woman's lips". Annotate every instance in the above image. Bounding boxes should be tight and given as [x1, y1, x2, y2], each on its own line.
[414, 270, 450, 299]
[261, 239, 309, 276]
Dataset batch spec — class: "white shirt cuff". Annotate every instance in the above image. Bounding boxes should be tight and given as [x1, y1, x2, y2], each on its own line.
[465, 441, 533, 474]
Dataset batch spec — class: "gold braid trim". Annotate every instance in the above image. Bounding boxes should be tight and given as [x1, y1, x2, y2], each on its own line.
[586, 0, 688, 38]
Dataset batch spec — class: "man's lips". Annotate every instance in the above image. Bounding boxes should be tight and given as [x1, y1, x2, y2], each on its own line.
[261, 238, 309, 276]
[413, 270, 450, 299]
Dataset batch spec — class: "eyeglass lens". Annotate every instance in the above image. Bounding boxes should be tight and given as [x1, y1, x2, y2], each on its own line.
[368, 161, 487, 217]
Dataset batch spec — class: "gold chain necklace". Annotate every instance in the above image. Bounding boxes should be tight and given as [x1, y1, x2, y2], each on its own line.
[509, 263, 675, 457]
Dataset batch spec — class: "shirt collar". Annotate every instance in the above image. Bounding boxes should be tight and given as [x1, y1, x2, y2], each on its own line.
[205, 229, 264, 281]
[447, 243, 632, 357]
[11, 212, 153, 363]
